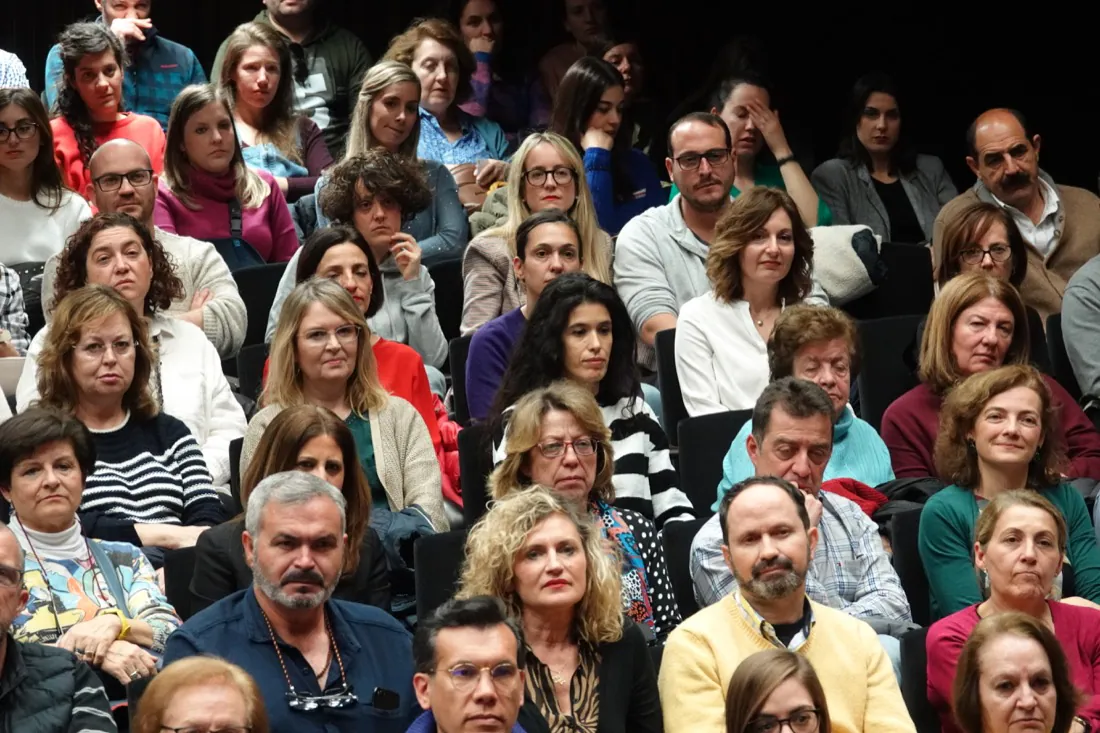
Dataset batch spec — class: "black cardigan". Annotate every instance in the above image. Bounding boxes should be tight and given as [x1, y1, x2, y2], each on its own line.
[517, 622, 663, 733]
[189, 518, 392, 613]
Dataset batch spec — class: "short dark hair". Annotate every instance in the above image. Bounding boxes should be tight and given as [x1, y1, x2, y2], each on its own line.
[965, 108, 1032, 158]
[707, 71, 772, 113]
[515, 209, 582, 263]
[837, 71, 917, 175]
[718, 476, 809, 545]
[296, 225, 385, 319]
[667, 111, 732, 159]
[750, 377, 836, 446]
[412, 596, 525, 674]
[0, 408, 97, 488]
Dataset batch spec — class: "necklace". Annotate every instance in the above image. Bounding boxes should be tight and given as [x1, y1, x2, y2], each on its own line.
[259, 605, 348, 695]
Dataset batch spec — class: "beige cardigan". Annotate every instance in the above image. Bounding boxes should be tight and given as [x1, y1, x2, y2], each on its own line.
[240, 397, 447, 531]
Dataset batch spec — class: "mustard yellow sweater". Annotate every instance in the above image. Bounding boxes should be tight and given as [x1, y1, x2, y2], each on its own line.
[658, 594, 915, 733]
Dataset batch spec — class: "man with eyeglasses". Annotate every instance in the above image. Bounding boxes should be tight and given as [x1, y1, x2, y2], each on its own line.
[39, 139, 246, 359]
[933, 107, 1100, 323]
[162, 472, 417, 733]
[0, 522, 116, 732]
[409, 596, 527, 733]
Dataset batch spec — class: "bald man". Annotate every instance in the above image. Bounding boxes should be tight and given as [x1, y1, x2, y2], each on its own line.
[932, 108, 1100, 321]
[40, 139, 246, 358]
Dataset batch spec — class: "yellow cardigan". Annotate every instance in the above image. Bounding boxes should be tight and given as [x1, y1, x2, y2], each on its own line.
[658, 593, 915, 733]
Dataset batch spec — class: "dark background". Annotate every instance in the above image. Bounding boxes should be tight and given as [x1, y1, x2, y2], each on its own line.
[5, 0, 1096, 193]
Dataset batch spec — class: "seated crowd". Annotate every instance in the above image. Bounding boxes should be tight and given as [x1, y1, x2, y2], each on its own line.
[7, 1, 1100, 733]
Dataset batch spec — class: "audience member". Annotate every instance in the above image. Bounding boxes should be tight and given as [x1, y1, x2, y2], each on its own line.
[881, 273, 1100, 479]
[0, 408, 181, 687]
[22, 213, 247, 489]
[675, 187, 820, 415]
[213, 0, 374, 160]
[44, 1, 206, 130]
[0, 522, 115, 732]
[49, 22, 166, 200]
[713, 305, 893, 511]
[919, 365, 1100, 617]
[133, 656, 270, 733]
[24, 286, 226, 555]
[163, 471, 418, 733]
[461, 131, 612, 335]
[934, 108, 1100, 321]
[662, 475, 914, 732]
[459, 487, 663, 733]
[550, 57, 664, 235]
[599, 31, 658, 155]
[927, 490, 1100, 733]
[0, 264, 29, 357]
[466, 209, 584, 421]
[724, 649, 832, 733]
[192, 404, 390, 614]
[538, 0, 608, 102]
[0, 49, 29, 88]
[410, 596, 527, 733]
[0, 88, 91, 266]
[812, 72, 956, 243]
[491, 274, 693, 527]
[1060, 250, 1100, 400]
[218, 22, 335, 202]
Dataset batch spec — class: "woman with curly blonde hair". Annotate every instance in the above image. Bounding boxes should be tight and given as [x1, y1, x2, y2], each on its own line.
[458, 486, 663, 732]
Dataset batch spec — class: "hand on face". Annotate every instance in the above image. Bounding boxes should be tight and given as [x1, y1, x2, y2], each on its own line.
[108, 16, 151, 44]
[742, 99, 789, 157]
[580, 128, 614, 151]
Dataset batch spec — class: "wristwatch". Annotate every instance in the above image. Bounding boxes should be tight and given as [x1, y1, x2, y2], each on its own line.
[1075, 716, 1092, 733]
[100, 608, 132, 641]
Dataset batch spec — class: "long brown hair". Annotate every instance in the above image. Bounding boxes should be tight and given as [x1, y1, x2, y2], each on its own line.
[0, 88, 66, 211]
[936, 201, 1028, 289]
[724, 649, 831, 733]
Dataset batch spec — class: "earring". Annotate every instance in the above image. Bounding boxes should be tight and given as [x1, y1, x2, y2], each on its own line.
[966, 439, 977, 455]
[1033, 446, 1042, 464]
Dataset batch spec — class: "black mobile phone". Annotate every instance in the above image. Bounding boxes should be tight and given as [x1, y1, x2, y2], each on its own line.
[371, 687, 400, 711]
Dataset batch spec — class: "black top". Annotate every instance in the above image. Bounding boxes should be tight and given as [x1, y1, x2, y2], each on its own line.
[189, 518, 392, 614]
[872, 178, 926, 244]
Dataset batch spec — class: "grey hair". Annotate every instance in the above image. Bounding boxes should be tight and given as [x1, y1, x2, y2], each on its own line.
[0, 521, 26, 568]
[244, 471, 347, 537]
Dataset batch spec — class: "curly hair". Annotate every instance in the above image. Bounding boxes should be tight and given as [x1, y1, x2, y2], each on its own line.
[0, 88, 66, 212]
[383, 17, 475, 107]
[53, 213, 184, 316]
[935, 202, 1029, 289]
[346, 60, 421, 160]
[768, 305, 860, 380]
[36, 285, 158, 420]
[54, 22, 127, 166]
[724, 649, 832, 733]
[295, 225, 385, 319]
[489, 381, 615, 504]
[708, 187, 815, 304]
[934, 365, 1064, 489]
[457, 486, 623, 645]
[318, 149, 432, 226]
[133, 656, 270, 733]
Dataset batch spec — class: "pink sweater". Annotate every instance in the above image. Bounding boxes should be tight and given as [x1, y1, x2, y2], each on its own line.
[927, 601, 1100, 732]
[153, 167, 298, 263]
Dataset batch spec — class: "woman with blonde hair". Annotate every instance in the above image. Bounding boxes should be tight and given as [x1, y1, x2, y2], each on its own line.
[461, 130, 613, 334]
[725, 649, 831, 733]
[458, 486, 662, 732]
[133, 657, 269, 733]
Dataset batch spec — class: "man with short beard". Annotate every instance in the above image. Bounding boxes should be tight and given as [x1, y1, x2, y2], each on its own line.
[659, 475, 915, 733]
[163, 472, 417, 733]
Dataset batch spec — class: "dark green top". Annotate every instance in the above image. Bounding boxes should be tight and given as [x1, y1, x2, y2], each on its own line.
[668, 162, 833, 225]
[345, 412, 385, 510]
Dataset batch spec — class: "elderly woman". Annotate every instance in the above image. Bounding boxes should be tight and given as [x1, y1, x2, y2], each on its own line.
[134, 656, 269, 733]
[17, 212, 246, 489]
[676, 187, 824, 416]
[725, 650, 832, 733]
[192, 404, 390, 614]
[489, 380, 680, 638]
[882, 272, 1100, 479]
[0, 408, 181, 687]
[928, 490, 1100, 733]
[459, 487, 662, 733]
[713, 305, 894, 511]
[920, 364, 1100, 618]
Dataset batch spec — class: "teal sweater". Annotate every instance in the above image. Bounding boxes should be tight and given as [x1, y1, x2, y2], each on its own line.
[918, 483, 1100, 619]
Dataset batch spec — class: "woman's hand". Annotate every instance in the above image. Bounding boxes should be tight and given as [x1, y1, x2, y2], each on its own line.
[99, 640, 158, 686]
[57, 614, 123, 666]
[390, 233, 423, 282]
[469, 37, 496, 55]
[744, 99, 793, 159]
[581, 128, 614, 152]
[275, 176, 289, 194]
[474, 159, 508, 189]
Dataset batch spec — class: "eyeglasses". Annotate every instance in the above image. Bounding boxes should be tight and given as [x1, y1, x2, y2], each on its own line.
[535, 438, 598, 459]
[76, 339, 133, 359]
[673, 147, 731, 171]
[0, 122, 38, 143]
[959, 244, 1012, 265]
[301, 325, 360, 347]
[523, 166, 577, 187]
[0, 564, 23, 589]
[442, 662, 521, 693]
[745, 710, 821, 733]
[160, 727, 252, 733]
[287, 684, 359, 712]
[93, 169, 154, 192]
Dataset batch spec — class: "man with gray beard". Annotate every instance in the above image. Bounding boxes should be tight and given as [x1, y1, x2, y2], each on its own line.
[163, 472, 417, 733]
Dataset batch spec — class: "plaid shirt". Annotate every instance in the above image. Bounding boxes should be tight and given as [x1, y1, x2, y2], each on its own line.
[0, 265, 30, 354]
[0, 50, 28, 88]
[690, 491, 912, 625]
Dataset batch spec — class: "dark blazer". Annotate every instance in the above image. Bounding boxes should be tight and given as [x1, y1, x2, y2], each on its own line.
[518, 622, 663, 733]
[189, 518, 392, 613]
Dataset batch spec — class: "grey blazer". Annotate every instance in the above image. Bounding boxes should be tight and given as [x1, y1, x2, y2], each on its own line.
[811, 154, 957, 243]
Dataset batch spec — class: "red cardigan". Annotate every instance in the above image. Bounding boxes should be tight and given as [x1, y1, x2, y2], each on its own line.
[881, 377, 1100, 479]
[51, 113, 166, 199]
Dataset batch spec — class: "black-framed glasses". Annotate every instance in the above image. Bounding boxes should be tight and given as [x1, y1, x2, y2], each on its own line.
[535, 438, 598, 459]
[745, 709, 821, 733]
[0, 564, 23, 589]
[92, 169, 154, 192]
[286, 683, 359, 712]
[442, 662, 521, 693]
[0, 122, 38, 143]
[160, 727, 252, 733]
[673, 147, 731, 171]
[958, 244, 1012, 265]
[523, 166, 577, 187]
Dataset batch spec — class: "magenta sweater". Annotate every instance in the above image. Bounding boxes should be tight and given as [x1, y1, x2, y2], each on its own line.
[153, 166, 298, 263]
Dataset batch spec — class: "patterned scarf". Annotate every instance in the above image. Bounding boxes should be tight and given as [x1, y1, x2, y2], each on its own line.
[591, 500, 655, 631]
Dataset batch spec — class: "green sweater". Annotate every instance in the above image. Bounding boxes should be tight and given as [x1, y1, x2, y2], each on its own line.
[918, 483, 1100, 619]
[668, 162, 833, 226]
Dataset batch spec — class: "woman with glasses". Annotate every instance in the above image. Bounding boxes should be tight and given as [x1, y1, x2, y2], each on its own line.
[133, 657, 269, 733]
[724, 649, 831, 733]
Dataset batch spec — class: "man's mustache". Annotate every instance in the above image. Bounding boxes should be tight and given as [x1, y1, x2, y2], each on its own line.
[281, 569, 324, 586]
[752, 556, 793, 579]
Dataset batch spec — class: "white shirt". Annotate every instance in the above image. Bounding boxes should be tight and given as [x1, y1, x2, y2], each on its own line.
[994, 177, 1062, 259]
[0, 190, 91, 265]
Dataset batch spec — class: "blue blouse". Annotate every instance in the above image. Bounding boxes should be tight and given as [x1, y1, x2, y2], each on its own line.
[416, 107, 509, 165]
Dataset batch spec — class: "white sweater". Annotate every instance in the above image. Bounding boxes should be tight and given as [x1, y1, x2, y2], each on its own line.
[16, 313, 246, 489]
[675, 293, 771, 416]
[0, 190, 90, 265]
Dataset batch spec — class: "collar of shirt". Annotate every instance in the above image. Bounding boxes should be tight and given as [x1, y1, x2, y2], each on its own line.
[732, 587, 815, 650]
[992, 176, 1061, 226]
[419, 107, 471, 137]
[241, 586, 362, 657]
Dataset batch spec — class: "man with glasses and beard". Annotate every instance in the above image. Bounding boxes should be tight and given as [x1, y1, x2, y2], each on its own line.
[659, 472, 915, 733]
[163, 472, 417, 733]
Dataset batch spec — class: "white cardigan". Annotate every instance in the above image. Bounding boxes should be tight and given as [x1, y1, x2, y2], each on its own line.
[674, 293, 771, 416]
[16, 313, 246, 489]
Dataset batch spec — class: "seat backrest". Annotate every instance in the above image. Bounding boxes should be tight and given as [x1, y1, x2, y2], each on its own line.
[428, 259, 464, 343]
[678, 410, 751, 515]
[660, 516, 709, 620]
[900, 627, 941, 733]
[449, 335, 473, 426]
[458, 423, 494, 527]
[414, 529, 469, 620]
[1047, 313, 1083, 403]
[842, 242, 934, 320]
[163, 546, 197, 622]
[856, 314, 924, 432]
[654, 328, 687, 447]
[232, 262, 288, 348]
[235, 343, 271, 405]
[890, 507, 930, 627]
[229, 437, 244, 515]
